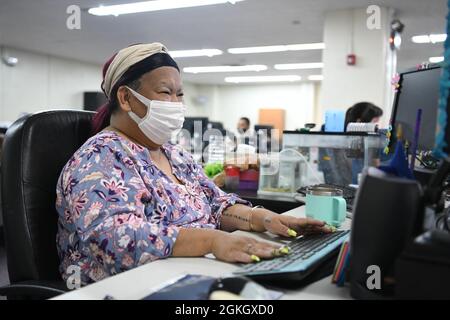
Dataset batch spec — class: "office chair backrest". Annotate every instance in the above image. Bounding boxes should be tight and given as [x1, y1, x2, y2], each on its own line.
[1, 110, 94, 284]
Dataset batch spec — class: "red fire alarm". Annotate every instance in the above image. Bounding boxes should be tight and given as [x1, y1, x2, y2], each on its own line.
[347, 54, 356, 66]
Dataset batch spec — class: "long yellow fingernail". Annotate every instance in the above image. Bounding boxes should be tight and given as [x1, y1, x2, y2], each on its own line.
[326, 224, 337, 232]
[287, 229, 297, 237]
[251, 255, 260, 262]
[280, 246, 291, 254]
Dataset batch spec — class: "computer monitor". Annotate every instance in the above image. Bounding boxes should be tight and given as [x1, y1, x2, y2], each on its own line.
[254, 124, 274, 153]
[83, 92, 107, 111]
[182, 117, 209, 136]
[390, 66, 442, 153]
[254, 125, 273, 136]
[208, 121, 224, 131]
[180, 117, 209, 159]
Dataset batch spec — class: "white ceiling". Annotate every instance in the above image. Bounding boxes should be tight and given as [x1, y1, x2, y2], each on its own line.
[0, 0, 447, 84]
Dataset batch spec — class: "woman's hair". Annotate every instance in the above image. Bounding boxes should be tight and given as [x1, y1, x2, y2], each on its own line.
[91, 49, 179, 135]
[344, 102, 383, 130]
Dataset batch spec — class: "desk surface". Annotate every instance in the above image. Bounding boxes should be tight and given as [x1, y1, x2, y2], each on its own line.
[53, 206, 352, 300]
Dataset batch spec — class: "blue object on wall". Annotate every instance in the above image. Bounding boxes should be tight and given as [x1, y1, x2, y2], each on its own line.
[324, 110, 345, 132]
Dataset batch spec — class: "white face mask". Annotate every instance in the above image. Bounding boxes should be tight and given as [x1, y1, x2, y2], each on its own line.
[126, 86, 186, 145]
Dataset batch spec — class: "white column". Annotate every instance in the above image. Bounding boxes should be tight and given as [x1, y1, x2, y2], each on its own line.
[317, 7, 396, 127]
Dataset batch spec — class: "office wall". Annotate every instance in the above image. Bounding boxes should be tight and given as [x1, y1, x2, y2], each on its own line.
[185, 82, 316, 132]
[319, 7, 395, 127]
[183, 82, 217, 120]
[0, 46, 102, 122]
[0, 46, 318, 132]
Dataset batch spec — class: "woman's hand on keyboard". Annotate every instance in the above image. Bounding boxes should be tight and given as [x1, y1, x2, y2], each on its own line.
[211, 232, 282, 264]
[262, 214, 333, 238]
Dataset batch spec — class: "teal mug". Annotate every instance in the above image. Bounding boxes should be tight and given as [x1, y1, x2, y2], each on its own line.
[305, 187, 346, 227]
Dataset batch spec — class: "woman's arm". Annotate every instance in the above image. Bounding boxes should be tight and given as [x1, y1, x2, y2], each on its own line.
[172, 227, 280, 263]
[220, 204, 333, 237]
[220, 204, 270, 232]
[172, 228, 216, 257]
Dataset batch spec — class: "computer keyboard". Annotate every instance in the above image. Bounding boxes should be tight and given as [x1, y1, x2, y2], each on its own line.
[297, 184, 357, 211]
[233, 230, 350, 280]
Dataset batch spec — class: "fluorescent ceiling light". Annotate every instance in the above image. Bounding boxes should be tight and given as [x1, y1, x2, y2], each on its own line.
[183, 65, 267, 73]
[411, 35, 430, 43]
[228, 42, 325, 54]
[274, 62, 324, 70]
[430, 34, 447, 43]
[169, 49, 223, 58]
[225, 75, 302, 83]
[89, 0, 245, 16]
[429, 56, 444, 63]
[308, 75, 324, 81]
[411, 33, 447, 44]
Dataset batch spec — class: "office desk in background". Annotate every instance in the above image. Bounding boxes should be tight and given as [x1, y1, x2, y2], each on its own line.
[53, 205, 351, 300]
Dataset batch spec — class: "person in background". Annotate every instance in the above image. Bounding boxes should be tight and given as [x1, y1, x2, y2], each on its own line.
[55, 43, 331, 286]
[344, 102, 384, 183]
[319, 102, 384, 186]
[236, 117, 254, 143]
[344, 102, 383, 131]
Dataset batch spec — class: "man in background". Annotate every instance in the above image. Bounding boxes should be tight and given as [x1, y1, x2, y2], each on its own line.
[236, 117, 254, 144]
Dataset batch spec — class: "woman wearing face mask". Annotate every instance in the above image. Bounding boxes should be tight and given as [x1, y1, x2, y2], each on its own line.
[56, 43, 331, 285]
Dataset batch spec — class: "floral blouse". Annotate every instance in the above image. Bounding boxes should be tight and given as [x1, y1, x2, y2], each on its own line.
[56, 130, 249, 285]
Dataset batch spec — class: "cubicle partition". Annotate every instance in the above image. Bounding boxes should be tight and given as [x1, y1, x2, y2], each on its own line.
[281, 131, 383, 187]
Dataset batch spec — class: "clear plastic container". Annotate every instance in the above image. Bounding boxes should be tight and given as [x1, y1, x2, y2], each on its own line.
[257, 151, 306, 197]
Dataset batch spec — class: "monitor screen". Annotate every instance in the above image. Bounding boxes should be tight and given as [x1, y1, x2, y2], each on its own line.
[391, 66, 442, 152]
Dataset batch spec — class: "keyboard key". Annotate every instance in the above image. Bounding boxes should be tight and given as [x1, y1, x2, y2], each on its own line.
[302, 252, 314, 259]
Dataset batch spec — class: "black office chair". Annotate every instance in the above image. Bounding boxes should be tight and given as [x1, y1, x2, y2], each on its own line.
[0, 110, 94, 299]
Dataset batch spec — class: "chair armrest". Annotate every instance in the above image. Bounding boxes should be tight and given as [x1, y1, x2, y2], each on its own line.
[0, 280, 68, 299]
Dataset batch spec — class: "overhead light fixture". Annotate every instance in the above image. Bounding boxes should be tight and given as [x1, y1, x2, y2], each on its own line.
[169, 49, 223, 58]
[429, 56, 444, 63]
[308, 75, 323, 81]
[411, 33, 447, 44]
[430, 34, 447, 43]
[1, 55, 18, 67]
[225, 75, 302, 83]
[89, 0, 246, 16]
[228, 42, 325, 54]
[411, 35, 430, 43]
[274, 62, 324, 70]
[183, 65, 267, 73]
